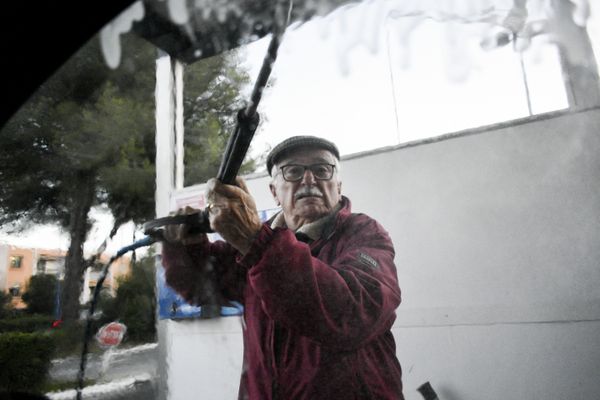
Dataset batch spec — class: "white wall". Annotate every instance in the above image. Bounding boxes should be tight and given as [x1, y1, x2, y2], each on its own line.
[340, 108, 600, 399]
[161, 107, 600, 399]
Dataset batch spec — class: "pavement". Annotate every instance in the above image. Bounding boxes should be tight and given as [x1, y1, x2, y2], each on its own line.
[46, 343, 159, 400]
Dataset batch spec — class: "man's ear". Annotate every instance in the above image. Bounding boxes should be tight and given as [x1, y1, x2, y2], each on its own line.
[269, 183, 280, 206]
[337, 181, 342, 196]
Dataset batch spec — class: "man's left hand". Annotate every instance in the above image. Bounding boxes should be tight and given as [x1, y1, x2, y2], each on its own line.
[206, 177, 263, 255]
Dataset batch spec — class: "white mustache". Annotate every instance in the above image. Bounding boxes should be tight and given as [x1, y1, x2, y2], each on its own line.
[294, 187, 323, 200]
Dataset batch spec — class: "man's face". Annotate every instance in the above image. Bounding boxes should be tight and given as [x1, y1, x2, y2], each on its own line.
[269, 147, 342, 230]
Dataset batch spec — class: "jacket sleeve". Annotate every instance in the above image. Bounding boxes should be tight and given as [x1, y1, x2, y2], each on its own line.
[161, 235, 247, 305]
[240, 216, 401, 349]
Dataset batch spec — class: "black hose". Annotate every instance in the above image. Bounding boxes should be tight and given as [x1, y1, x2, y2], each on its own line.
[75, 236, 157, 399]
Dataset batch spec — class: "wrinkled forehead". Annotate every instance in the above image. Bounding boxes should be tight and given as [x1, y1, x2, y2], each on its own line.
[275, 146, 337, 166]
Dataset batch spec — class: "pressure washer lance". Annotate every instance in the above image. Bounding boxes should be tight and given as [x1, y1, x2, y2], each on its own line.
[141, 108, 260, 238]
[142, 0, 292, 240]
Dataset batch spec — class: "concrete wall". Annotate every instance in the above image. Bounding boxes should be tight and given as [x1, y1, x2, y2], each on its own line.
[161, 107, 600, 399]
[341, 107, 600, 399]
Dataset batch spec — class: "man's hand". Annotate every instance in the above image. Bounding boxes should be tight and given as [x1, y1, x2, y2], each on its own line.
[162, 206, 206, 246]
[206, 177, 262, 255]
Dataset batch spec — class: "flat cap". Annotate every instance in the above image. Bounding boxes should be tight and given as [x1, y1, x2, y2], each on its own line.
[266, 135, 340, 176]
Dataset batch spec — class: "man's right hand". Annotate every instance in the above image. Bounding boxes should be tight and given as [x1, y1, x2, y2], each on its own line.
[206, 177, 262, 255]
[162, 206, 207, 246]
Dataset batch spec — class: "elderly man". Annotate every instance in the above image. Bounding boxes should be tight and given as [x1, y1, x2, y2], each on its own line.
[162, 135, 404, 400]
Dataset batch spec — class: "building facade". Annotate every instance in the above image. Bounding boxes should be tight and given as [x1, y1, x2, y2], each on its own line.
[0, 243, 130, 309]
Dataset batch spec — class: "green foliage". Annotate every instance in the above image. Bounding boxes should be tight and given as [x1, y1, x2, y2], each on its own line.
[183, 51, 256, 185]
[0, 33, 257, 230]
[49, 320, 86, 358]
[100, 254, 156, 343]
[0, 36, 117, 231]
[0, 315, 55, 333]
[0, 332, 55, 393]
[0, 291, 11, 318]
[22, 275, 58, 315]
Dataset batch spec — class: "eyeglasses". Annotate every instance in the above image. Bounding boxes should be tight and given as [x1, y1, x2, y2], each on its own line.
[278, 163, 336, 182]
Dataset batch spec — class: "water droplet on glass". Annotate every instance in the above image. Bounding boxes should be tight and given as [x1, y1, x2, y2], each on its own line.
[99, 2, 145, 69]
[167, 0, 189, 25]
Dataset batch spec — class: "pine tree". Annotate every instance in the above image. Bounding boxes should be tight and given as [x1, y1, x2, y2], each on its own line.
[0, 32, 254, 321]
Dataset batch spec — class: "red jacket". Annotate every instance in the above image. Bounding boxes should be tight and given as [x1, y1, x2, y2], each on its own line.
[162, 197, 404, 399]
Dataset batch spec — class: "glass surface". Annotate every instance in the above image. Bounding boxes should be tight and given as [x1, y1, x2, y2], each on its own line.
[0, 1, 598, 399]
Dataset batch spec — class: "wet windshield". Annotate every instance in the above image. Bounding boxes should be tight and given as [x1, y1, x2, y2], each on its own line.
[1, 1, 599, 399]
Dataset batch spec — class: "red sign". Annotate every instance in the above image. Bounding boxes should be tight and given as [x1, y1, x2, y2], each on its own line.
[96, 321, 127, 347]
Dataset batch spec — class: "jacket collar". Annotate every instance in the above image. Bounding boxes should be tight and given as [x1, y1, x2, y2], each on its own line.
[270, 196, 351, 241]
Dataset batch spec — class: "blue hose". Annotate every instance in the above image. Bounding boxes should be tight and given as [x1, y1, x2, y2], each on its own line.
[115, 235, 157, 258]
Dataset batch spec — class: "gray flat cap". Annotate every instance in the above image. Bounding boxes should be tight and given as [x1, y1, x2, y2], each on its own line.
[266, 135, 340, 176]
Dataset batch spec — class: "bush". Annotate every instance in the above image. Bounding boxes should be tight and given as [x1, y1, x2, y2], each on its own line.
[49, 320, 86, 358]
[0, 332, 55, 393]
[0, 314, 55, 333]
[21, 274, 58, 315]
[0, 291, 13, 319]
[99, 254, 156, 343]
